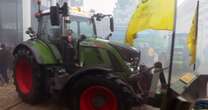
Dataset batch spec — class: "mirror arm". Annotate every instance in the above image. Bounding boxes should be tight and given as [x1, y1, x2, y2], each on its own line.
[26, 27, 37, 39]
[91, 17, 97, 36]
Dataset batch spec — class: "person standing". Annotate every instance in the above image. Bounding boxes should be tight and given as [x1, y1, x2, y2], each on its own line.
[0, 44, 10, 85]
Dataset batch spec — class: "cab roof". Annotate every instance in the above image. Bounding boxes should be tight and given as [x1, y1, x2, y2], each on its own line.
[41, 8, 92, 19]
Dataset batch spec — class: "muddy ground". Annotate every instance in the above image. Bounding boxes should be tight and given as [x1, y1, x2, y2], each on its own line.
[0, 84, 158, 110]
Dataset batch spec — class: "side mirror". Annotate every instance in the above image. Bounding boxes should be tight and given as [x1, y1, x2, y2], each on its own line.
[50, 6, 60, 26]
[62, 2, 69, 17]
[110, 17, 114, 32]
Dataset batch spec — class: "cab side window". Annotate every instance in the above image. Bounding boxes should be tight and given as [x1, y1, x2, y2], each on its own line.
[39, 15, 60, 41]
[68, 20, 78, 38]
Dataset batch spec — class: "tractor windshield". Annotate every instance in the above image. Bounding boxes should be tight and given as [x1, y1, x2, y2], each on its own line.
[79, 20, 95, 37]
[68, 14, 95, 38]
[66, 17, 95, 37]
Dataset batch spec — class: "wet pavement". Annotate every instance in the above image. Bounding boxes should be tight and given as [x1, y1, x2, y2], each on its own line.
[0, 84, 158, 110]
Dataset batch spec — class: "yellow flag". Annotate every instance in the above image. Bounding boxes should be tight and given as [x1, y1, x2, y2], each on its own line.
[187, 16, 197, 64]
[125, 0, 175, 46]
[187, 0, 199, 65]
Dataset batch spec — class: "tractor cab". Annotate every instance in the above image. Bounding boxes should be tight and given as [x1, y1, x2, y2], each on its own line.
[37, 8, 95, 42]
[30, 3, 115, 72]
[35, 5, 114, 41]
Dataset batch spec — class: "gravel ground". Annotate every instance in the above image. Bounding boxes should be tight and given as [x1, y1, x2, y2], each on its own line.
[0, 84, 159, 110]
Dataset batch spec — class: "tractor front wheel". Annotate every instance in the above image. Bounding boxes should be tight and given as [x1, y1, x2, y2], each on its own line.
[70, 74, 132, 110]
[14, 47, 45, 104]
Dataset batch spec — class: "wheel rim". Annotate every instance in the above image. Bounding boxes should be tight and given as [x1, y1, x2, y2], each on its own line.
[15, 57, 33, 95]
[80, 85, 118, 110]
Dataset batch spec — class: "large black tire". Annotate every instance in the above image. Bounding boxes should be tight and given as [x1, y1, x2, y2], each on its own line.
[13, 47, 45, 104]
[69, 74, 132, 110]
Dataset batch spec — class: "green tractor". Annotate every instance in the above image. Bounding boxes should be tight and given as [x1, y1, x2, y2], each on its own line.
[13, 1, 143, 110]
[12, 1, 193, 110]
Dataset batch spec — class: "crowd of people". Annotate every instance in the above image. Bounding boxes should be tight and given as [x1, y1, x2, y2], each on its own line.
[0, 43, 13, 86]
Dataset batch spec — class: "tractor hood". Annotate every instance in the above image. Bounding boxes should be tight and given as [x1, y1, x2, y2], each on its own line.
[80, 38, 140, 70]
[109, 42, 141, 71]
[80, 38, 140, 72]
[109, 42, 140, 62]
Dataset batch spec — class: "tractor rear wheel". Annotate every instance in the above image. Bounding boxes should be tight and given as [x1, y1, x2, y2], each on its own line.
[14, 47, 45, 104]
[70, 74, 132, 110]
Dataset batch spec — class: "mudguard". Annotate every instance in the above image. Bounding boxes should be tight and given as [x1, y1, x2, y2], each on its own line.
[13, 39, 62, 64]
[70, 66, 112, 78]
[66, 66, 141, 106]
